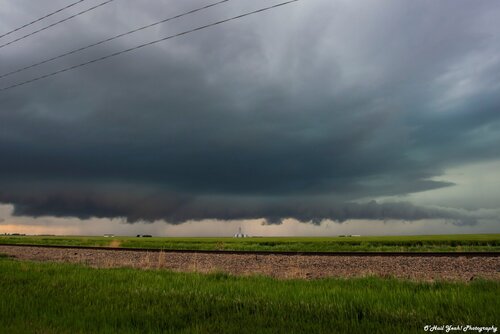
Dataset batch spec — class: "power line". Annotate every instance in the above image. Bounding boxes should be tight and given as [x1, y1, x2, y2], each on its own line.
[0, 0, 115, 50]
[0, 0, 300, 93]
[0, 0, 230, 80]
[0, 0, 87, 40]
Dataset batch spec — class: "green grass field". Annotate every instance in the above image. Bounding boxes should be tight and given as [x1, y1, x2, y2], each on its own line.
[0, 256, 498, 334]
[1, 234, 499, 252]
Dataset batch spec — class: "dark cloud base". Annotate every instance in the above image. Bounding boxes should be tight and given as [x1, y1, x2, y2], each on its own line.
[0, 185, 482, 226]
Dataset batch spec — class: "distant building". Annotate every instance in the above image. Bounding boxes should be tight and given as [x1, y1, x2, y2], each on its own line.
[103, 234, 115, 238]
[234, 227, 249, 238]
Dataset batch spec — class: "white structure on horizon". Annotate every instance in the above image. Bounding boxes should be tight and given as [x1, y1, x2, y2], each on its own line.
[234, 227, 249, 238]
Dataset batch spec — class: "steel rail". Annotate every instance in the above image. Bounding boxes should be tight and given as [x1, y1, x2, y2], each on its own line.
[1, 243, 499, 257]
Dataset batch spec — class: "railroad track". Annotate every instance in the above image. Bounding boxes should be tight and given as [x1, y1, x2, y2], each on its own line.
[1, 243, 499, 257]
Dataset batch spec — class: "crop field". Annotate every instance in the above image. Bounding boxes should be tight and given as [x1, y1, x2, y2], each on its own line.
[1, 234, 499, 252]
[0, 256, 498, 334]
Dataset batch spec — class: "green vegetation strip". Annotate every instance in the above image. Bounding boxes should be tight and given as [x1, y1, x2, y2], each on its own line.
[0, 257, 498, 334]
[1, 234, 500, 252]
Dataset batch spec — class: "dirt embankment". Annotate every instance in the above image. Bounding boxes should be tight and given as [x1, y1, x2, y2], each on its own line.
[1, 245, 499, 281]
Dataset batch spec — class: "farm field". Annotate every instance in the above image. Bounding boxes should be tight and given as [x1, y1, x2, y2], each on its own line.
[0, 255, 499, 334]
[1, 234, 499, 252]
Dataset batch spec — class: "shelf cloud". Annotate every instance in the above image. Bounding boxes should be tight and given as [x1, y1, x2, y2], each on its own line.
[1, 0, 499, 229]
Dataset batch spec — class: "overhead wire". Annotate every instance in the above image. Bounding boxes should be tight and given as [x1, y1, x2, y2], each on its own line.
[0, 0, 87, 40]
[0, 0, 300, 93]
[0, 0, 116, 50]
[0, 0, 230, 80]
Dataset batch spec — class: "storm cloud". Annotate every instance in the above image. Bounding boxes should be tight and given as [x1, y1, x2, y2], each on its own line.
[0, 0, 499, 227]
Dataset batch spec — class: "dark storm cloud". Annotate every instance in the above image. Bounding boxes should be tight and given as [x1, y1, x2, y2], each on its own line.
[0, 182, 487, 225]
[0, 0, 499, 224]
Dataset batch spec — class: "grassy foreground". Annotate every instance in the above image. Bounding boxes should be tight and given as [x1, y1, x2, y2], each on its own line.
[1, 234, 500, 252]
[0, 257, 499, 334]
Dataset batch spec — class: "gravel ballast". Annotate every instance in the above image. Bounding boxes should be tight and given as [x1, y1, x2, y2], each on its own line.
[1, 245, 499, 281]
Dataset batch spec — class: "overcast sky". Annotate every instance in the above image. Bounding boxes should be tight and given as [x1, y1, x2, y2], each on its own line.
[0, 0, 499, 236]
